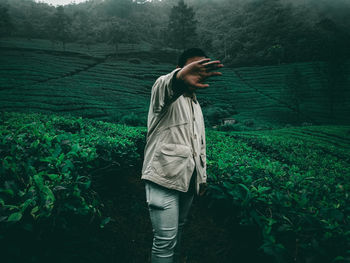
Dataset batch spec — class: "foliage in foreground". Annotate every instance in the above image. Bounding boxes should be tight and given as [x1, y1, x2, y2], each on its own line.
[1, 111, 349, 262]
[0, 111, 145, 233]
[206, 127, 350, 262]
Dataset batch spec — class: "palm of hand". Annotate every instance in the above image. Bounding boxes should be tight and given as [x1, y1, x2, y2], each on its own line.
[177, 58, 224, 90]
[186, 70, 206, 89]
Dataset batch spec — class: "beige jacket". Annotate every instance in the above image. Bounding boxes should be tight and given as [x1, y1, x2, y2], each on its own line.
[141, 68, 207, 196]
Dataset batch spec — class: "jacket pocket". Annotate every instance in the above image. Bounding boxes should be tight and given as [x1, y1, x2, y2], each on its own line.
[153, 143, 192, 179]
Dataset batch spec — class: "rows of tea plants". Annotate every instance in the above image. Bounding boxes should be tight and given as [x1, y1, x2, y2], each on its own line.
[0, 46, 301, 127]
[0, 111, 145, 235]
[0, 42, 174, 122]
[205, 126, 350, 262]
[0, 37, 152, 58]
[234, 61, 350, 124]
[1, 111, 349, 262]
[0, 49, 95, 90]
[2, 37, 350, 128]
[199, 68, 297, 127]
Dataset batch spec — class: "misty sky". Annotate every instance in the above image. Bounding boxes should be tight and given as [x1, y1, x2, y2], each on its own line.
[35, 0, 87, 6]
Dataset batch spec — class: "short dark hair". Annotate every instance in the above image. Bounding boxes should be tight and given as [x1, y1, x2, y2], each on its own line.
[177, 48, 207, 67]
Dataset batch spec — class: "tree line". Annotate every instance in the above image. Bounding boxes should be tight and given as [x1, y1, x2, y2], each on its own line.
[0, 0, 350, 67]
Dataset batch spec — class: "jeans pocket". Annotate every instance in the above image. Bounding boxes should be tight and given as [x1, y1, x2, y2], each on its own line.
[146, 181, 168, 209]
[145, 182, 150, 204]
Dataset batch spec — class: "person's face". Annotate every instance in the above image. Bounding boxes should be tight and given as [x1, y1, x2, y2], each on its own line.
[176, 56, 206, 68]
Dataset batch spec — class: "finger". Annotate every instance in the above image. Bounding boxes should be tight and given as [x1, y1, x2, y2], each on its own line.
[203, 63, 224, 72]
[211, 63, 224, 68]
[202, 60, 222, 67]
[197, 58, 212, 64]
[194, 82, 209, 89]
[207, 71, 223, 77]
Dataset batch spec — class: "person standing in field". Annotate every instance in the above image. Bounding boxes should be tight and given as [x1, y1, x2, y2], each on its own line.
[141, 48, 224, 263]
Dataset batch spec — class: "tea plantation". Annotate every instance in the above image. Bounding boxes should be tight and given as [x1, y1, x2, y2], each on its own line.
[1, 37, 350, 262]
[1, 111, 349, 263]
[1, 37, 349, 128]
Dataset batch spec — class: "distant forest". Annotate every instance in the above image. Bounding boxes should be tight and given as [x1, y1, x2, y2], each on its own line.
[1, 0, 350, 67]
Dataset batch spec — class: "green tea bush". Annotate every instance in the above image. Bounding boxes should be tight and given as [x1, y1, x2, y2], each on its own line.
[1, 111, 349, 263]
[217, 123, 241, 131]
[120, 112, 146, 127]
[0, 112, 145, 233]
[205, 106, 231, 126]
[205, 128, 350, 262]
[244, 119, 255, 127]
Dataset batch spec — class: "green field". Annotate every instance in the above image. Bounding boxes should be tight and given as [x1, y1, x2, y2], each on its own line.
[1, 37, 349, 128]
[1, 111, 349, 262]
[1, 37, 350, 262]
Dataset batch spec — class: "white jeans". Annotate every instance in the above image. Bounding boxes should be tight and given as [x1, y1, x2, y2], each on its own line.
[145, 169, 196, 263]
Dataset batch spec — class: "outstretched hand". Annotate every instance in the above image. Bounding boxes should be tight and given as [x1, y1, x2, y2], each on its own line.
[176, 58, 224, 91]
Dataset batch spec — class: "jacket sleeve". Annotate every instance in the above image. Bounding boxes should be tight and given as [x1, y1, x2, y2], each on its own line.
[151, 68, 186, 114]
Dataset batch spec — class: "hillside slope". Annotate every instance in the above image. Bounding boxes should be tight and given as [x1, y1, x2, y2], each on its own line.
[1, 38, 349, 128]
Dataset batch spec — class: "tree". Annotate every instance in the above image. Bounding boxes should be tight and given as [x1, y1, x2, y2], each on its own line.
[108, 19, 126, 56]
[48, 6, 71, 50]
[70, 10, 96, 50]
[167, 0, 197, 50]
[0, 4, 13, 38]
[104, 0, 133, 19]
[107, 18, 139, 57]
[266, 44, 285, 65]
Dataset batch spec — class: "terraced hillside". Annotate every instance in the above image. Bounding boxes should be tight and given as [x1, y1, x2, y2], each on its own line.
[1, 37, 349, 128]
[234, 62, 350, 125]
[0, 38, 173, 122]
